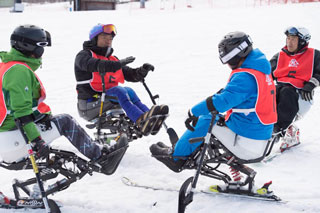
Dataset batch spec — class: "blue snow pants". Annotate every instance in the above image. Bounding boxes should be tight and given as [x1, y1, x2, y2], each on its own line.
[106, 86, 149, 122]
[173, 114, 219, 159]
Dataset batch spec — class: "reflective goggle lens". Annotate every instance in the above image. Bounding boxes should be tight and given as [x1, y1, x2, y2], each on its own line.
[36, 41, 49, 47]
[103, 24, 117, 36]
[286, 27, 299, 36]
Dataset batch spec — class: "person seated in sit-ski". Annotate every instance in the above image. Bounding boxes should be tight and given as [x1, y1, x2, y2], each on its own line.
[270, 26, 320, 152]
[74, 24, 168, 136]
[0, 24, 125, 165]
[150, 32, 277, 178]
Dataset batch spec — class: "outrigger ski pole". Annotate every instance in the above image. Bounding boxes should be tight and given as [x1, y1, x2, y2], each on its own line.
[141, 79, 179, 145]
[15, 119, 51, 213]
[97, 72, 107, 140]
[178, 111, 217, 213]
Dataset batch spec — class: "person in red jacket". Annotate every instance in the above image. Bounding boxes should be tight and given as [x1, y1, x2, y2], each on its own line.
[270, 26, 320, 152]
[74, 24, 168, 136]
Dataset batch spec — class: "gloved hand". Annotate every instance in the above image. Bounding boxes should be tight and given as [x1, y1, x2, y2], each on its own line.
[300, 81, 316, 101]
[31, 137, 50, 159]
[137, 63, 155, 80]
[185, 110, 199, 132]
[119, 56, 135, 66]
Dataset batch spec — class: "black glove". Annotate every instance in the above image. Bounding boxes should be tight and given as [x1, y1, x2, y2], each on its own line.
[119, 56, 135, 66]
[31, 137, 50, 159]
[185, 110, 199, 132]
[300, 81, 316, 101]
[137, 63, 155, 80]
[97, 60, 121, 75]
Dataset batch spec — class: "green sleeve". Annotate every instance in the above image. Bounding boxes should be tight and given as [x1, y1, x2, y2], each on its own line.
[3, 65, 41, 141]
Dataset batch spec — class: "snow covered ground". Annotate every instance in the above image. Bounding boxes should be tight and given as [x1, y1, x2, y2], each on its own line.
[1, 0, 320, 212]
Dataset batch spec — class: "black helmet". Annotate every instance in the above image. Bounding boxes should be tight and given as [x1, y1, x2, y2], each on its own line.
[284, 26, 311, 51]
[218, 31, 253, 68]
[10, 24, 51, 58]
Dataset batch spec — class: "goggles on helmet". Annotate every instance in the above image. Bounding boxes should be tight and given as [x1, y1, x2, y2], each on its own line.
[36, 41, 49, 47]
[103, 24, 117, 35]
[89, 24, 117, 40]
[284, 26, 311, 43]
[11, 30, 51, 48]
[285, 27, 299, 36]
[219, 36, 252, 64]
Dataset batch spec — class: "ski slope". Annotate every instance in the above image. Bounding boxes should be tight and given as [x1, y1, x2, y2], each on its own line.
[1, 0, 320, 212]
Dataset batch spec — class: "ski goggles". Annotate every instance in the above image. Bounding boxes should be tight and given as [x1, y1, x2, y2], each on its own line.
[89, 24, 117, 40]
[285, 26, 299, 36]
[102, 24, 117, 35]
[10, 30, 52, 47]
[219, 36, 252, 64]
[36, 41, 49, 47]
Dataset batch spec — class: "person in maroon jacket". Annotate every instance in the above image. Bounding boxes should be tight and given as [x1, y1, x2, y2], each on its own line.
[270, 26, 320, 152]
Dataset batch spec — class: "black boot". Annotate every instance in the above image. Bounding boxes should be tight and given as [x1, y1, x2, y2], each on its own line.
[97, 134, 129, 175]
[149, 142, 185, 173]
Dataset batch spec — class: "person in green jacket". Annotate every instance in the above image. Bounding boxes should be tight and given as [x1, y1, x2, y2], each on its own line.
[0, 24, 125, 164]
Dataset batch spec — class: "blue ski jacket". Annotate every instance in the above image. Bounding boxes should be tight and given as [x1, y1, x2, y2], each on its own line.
[192, 48, 273, 140]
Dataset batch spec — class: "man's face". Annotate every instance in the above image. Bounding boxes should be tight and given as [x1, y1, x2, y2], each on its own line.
[97, 33, 113, 48]
[286, 35, 299, 53]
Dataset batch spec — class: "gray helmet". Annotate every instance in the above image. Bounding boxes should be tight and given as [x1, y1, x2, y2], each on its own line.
[218, 31, 253, 68]
[10, 24, 51, 58]
[284, 26, 310, 50]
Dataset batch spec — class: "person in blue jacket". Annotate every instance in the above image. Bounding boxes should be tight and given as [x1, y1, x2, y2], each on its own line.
[150, 32, 277, 174]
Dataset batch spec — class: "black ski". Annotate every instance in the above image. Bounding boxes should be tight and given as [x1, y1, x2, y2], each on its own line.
[200, 188, 284, 203]
[121, 177, 285, 203]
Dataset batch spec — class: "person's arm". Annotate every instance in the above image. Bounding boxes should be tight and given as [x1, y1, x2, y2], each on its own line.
[269, 53, 279, 80]
[122, 63, 154, 82]
[312, 49, 320, 82]
[4, 66, 40, 141]
[75, 50, 122, 73]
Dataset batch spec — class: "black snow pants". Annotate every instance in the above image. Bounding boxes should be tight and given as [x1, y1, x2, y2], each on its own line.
[275, 84, 299, 131]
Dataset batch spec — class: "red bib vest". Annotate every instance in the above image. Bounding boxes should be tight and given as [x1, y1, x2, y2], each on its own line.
[0, 61, 51, 126]
[225, 68, 277, 125]
[273, 48, 314, 89]
[89, 51, 124, 92]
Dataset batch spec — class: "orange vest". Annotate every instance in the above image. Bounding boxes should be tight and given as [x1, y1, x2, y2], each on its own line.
[0, 61, 51, 126]
[273, 48, 314, 89]
[89, 51, 124, 92]
[225, 68, 277, 125]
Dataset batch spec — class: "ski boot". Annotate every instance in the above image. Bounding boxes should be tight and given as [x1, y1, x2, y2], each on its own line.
[137, 105, 168, 136]
[149, 142, 185, 173]
[280, 124, 300, 152]
[0, 192, 10, 207]
[95, 134, 129, 175]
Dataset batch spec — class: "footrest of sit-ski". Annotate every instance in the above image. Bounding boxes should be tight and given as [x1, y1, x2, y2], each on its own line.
[85, 108, 126, 129]
[106, 108, 126, 117]
[141, 114, 168, 136]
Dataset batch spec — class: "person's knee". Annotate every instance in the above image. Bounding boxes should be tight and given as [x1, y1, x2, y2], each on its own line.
[52, 114, 74, 126]
[279, 86, 298, 99]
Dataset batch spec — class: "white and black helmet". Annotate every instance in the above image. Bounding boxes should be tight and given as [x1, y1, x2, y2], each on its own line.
[10, 24, 51, 58]
[218, 31, 253, 68]
[285, 26, 311, 49]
